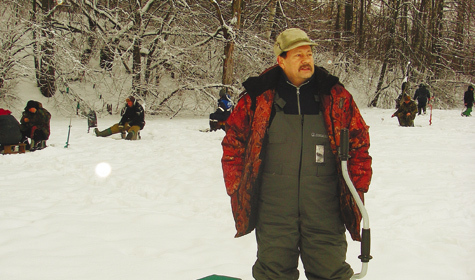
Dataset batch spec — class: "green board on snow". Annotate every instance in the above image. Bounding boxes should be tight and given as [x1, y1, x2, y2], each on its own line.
[197, 275, 241, 280]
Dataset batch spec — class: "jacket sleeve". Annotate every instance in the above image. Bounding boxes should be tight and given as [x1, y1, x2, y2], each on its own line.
[221, 94, 252, 196]
[411, 103, 418, 115]
[217, 100, 227, 112]
[119, 108, 128, 125]
[347, 94, 372, 194]
[40, 109, 51, 137]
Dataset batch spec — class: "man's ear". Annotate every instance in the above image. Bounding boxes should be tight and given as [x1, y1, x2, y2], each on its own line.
[277, 56, 285, 69]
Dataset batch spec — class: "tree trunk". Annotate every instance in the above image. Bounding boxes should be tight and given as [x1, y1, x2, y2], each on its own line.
[39, 0, 56, 97]
[412, 0, 429, 69]
[32, 0, 40, 87]
[357, 0, 364, 52]
[334, 0, 342, 53]
[344, 0, 353, 48]
[222, 0, 242, 89]
[453, 0, 465, 72]
[369, 0, 400, 107]
[430, 0, 444, 78]
[264, 0, 277, 41]
[132, 8, 143, 95]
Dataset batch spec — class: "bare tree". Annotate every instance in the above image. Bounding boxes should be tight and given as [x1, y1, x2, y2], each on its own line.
[34, 0, 57, 97]
[2, 0, 474, 114]
[369, 0, 402, 107]
[0, 1, 31, 99]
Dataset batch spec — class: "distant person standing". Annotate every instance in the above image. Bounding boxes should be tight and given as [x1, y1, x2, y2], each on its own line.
[462, 85, 474, 117]
[413, 83, 431, 115]
[392, 95, 417, 127]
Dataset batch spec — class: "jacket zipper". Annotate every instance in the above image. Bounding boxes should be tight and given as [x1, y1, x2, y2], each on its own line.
[287, 80, 309, 216]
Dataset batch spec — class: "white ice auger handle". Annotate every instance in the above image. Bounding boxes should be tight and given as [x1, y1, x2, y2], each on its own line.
[339, 128, 372, 279]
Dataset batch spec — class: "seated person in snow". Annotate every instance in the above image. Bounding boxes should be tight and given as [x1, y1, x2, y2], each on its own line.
[20, 100, 51, 150]
[209, 89, 234, 131]
[391, 95, 417, 127]
[0, 108, 22, 150]
[95, 96, 145, 140]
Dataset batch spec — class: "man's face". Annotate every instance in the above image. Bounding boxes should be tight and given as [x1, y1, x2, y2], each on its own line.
[127, 100, 133, 107]
[277, 45, 314, 87]
[28, 108, 37, 113]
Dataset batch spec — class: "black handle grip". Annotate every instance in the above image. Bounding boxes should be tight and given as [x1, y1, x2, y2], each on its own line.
[358, 228, 372, 263]
[340, 128, 349, 161]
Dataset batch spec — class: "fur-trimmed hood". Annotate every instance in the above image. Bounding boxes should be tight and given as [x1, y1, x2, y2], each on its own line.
[242, 65, 341, 99]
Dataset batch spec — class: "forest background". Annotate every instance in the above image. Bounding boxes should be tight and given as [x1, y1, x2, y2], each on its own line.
[0, 0, 474, 117]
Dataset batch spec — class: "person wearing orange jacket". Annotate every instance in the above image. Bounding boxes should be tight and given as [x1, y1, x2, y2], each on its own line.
[221, 28, 372, 280]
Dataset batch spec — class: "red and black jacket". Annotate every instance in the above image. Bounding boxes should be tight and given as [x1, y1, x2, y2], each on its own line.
[222, 65, 372, 241]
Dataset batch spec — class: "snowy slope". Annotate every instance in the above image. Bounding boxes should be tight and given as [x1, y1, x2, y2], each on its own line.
[1, 91, 474, 279]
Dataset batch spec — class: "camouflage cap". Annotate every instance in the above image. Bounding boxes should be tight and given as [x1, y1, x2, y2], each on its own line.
[273, 28, 317, 57]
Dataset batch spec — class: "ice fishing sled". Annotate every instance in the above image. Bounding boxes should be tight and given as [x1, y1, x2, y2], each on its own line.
[197, 275, 241, 280]
[1, 143, 27, 155]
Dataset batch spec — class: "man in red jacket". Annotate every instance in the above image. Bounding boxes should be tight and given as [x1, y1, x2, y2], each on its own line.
[222, 28, 372, 280]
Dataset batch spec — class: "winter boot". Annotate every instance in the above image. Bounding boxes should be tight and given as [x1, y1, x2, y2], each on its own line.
[37, 140, 46, 150]
[462, 107, 472, 117]
[29, 139, 35, 151]
[209, 120, 220, 131]
[125, 130, 136, 140]
[30, 140, 46, 151]
[94, 128, 113, 137]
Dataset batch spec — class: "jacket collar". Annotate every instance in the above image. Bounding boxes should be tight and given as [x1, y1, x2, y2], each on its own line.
[242, 64, 341, 98]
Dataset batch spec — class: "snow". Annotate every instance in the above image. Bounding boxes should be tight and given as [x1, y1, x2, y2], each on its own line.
[1, 93, 474, 279]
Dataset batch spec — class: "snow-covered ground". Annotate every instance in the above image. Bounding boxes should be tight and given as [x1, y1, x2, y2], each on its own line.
[1, 94, 474, 279]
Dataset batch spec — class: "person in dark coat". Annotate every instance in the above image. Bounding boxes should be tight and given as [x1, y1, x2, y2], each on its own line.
[209, 89, 234, 131]
[462, 85, 474, 117]
[20, 100, 51, 150]
[94, 96, 145, 140]
[413, 83, 431, 115]
[392, 95, 418, 126]
[0, 108, 22, 149]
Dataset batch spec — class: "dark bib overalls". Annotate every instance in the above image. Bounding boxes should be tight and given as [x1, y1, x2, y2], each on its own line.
[252, 94, 353, 280]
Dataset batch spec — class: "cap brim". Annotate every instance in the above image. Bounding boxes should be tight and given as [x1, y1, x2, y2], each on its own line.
[275, 41, 317, 56]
